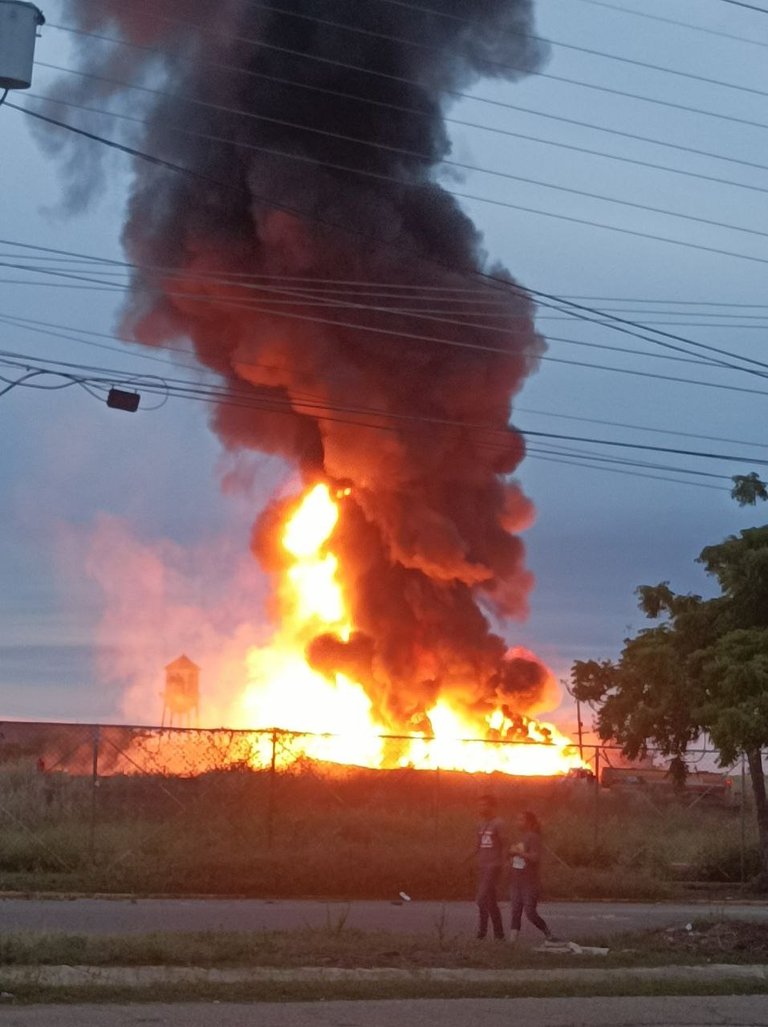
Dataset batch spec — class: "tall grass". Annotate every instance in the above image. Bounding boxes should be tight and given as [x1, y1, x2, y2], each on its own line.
[0, 761, 758, 898]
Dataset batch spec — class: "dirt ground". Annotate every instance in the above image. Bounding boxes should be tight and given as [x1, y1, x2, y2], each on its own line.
[653, 921, 768, 960]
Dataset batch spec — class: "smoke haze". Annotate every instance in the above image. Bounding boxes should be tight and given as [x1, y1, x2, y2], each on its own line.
[40, 0, 552, 731]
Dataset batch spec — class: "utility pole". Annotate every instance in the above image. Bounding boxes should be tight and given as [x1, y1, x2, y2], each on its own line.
[562, 677, 584, 761]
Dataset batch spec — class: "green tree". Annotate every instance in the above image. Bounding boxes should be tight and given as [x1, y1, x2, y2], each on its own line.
[572, 525, 768, 885]
[731, 473, 768, 507]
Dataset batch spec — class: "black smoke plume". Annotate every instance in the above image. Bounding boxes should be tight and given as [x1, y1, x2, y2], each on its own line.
[40, 0, 552, 732]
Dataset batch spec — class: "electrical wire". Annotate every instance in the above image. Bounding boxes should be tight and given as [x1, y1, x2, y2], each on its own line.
[239, 0, 768, 101]
[16, 92, 768, 294]
[4, 254, 765, 386]
[5, 304, 768, 403]
[565, 0, 768, 47]
[13, 96, 768, 333]
[1, 345, 766, 468]
[3, 237, 768, 391]
[0, 303, 752, 396]
[0, 346, 758, 492]
[1, 249, 768, 313]
[4, 307, 763, 452]
[4, 100, 237, 196]
[2, 240, 767, 390]
[8, 274, 768, 327]
[41, 14, 768, 136]
[36, 48, 768, 182]
[15, 87, 768, 241]
[525, 441, 731, 481]
[0, 297, 755, 382]
[531, 451, 729, 490]
[717, 0, 768, 13]
[4, 264, 768, 320]
[56, 1, 768, 110]
[27, 89, 768, 202]
[515, 405, 767, 451]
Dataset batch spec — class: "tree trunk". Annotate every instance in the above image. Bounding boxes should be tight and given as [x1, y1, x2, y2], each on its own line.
[746, 748, 768, 886]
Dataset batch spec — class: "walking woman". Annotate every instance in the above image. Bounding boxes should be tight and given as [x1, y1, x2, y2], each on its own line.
[509, 811, 555, 943]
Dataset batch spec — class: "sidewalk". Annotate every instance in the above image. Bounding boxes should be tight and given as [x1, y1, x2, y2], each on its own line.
[4, 994, 768, 1027]
[1, 962, 767, 989]
[2, 996, 768, 1027]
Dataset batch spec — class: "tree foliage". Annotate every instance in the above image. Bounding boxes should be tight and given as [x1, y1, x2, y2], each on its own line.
[731, 473, 768, 507]
[571, 525, 768, 884]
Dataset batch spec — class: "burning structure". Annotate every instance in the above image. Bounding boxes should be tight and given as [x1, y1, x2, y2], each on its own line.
[39, 1, 581, 774]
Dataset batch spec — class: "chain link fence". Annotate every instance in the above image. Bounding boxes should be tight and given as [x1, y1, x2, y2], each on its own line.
[0, 720, 761, 897]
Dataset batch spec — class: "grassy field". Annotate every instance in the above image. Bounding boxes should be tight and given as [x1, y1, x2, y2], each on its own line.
[1, 921, 768, 1004]
[1, 920, 767, 969]
[8, 978, 768, 1005]
[0, 759, 760, 899]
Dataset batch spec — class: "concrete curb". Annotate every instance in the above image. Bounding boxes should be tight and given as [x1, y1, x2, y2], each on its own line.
[1, 964, 767, 989]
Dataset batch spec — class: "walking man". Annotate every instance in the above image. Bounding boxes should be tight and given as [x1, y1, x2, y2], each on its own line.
[473, 793, 506, 941]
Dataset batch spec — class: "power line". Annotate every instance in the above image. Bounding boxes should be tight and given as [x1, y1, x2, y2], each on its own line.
[528, 453, 728, 492]
[42, 13, 768, 136]
[4, 100, 237, 195]
[15, 94, 768, 286]
[2, 238, 767, 389]
[515, 405, 767, 451]
[4, 306, 762, 421]
[1, 249, 767, 311]
[2, 235, 766, 388]
[566, 0, 768, 47]
[2, 345, 765, 467]
[525, 440, 733, 480]
[16, 87, 768, 245]
[3, 257, 768, 314]
[7, 272, 768, 327]
[717, 0, 768, 13]
[28, 89, 768, 203]
[7, 289, 768, 399]
[39, 38, 768, 181]
[0, 348, 760, 494]
[536, 351, 768, 398]
[4, 306, 763, 452]
[4, 253, 765, 385]
[242, 0, 768, 101]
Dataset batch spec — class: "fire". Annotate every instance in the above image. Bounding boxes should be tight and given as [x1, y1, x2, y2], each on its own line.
[240, 484, 583, 776]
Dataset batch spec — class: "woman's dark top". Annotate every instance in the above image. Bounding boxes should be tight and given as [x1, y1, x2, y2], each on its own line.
[511, 829, 542, 882]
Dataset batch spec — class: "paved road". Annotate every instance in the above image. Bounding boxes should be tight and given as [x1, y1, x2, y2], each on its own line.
[1, 997, 767, 1026]
[0, 898, 766, 940]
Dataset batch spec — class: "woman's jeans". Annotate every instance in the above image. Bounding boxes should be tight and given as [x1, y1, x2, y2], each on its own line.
[510, 872, 549, 934]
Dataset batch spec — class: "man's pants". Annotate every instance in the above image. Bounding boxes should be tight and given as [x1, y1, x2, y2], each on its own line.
[476, 865, 504, 939]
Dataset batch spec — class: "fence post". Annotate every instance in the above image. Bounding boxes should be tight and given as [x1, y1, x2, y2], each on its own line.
[593, 747, 601, 853]
[89, 725, 100, 864]
[266, 728, 278, 851]
[741, 753, 747, 885]
[434, 765, 441, 846]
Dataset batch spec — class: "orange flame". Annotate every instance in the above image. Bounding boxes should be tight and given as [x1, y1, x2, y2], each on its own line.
[240, 484, 582, 776]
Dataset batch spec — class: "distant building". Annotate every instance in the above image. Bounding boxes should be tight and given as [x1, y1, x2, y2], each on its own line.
[161, 655, 200, 728]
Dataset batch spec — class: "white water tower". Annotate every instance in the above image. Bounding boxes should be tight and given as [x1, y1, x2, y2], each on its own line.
[0, 2, 45, 92]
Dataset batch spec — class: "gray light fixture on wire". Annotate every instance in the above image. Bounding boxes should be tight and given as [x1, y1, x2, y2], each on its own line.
[0, 2, 45, 103]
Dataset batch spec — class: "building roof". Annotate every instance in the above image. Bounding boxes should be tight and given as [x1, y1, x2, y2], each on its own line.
[165, 654, 200, 671]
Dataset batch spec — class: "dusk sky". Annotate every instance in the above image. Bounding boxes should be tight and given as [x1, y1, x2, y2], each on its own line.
[0, 0, 765, 739]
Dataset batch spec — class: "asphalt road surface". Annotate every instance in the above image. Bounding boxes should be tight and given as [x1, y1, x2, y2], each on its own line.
[0, 898, 766, 939]
[1, 997, 767, 1026]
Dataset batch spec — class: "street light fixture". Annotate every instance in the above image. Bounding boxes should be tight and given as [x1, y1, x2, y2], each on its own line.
[0, 2, 45, 96]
